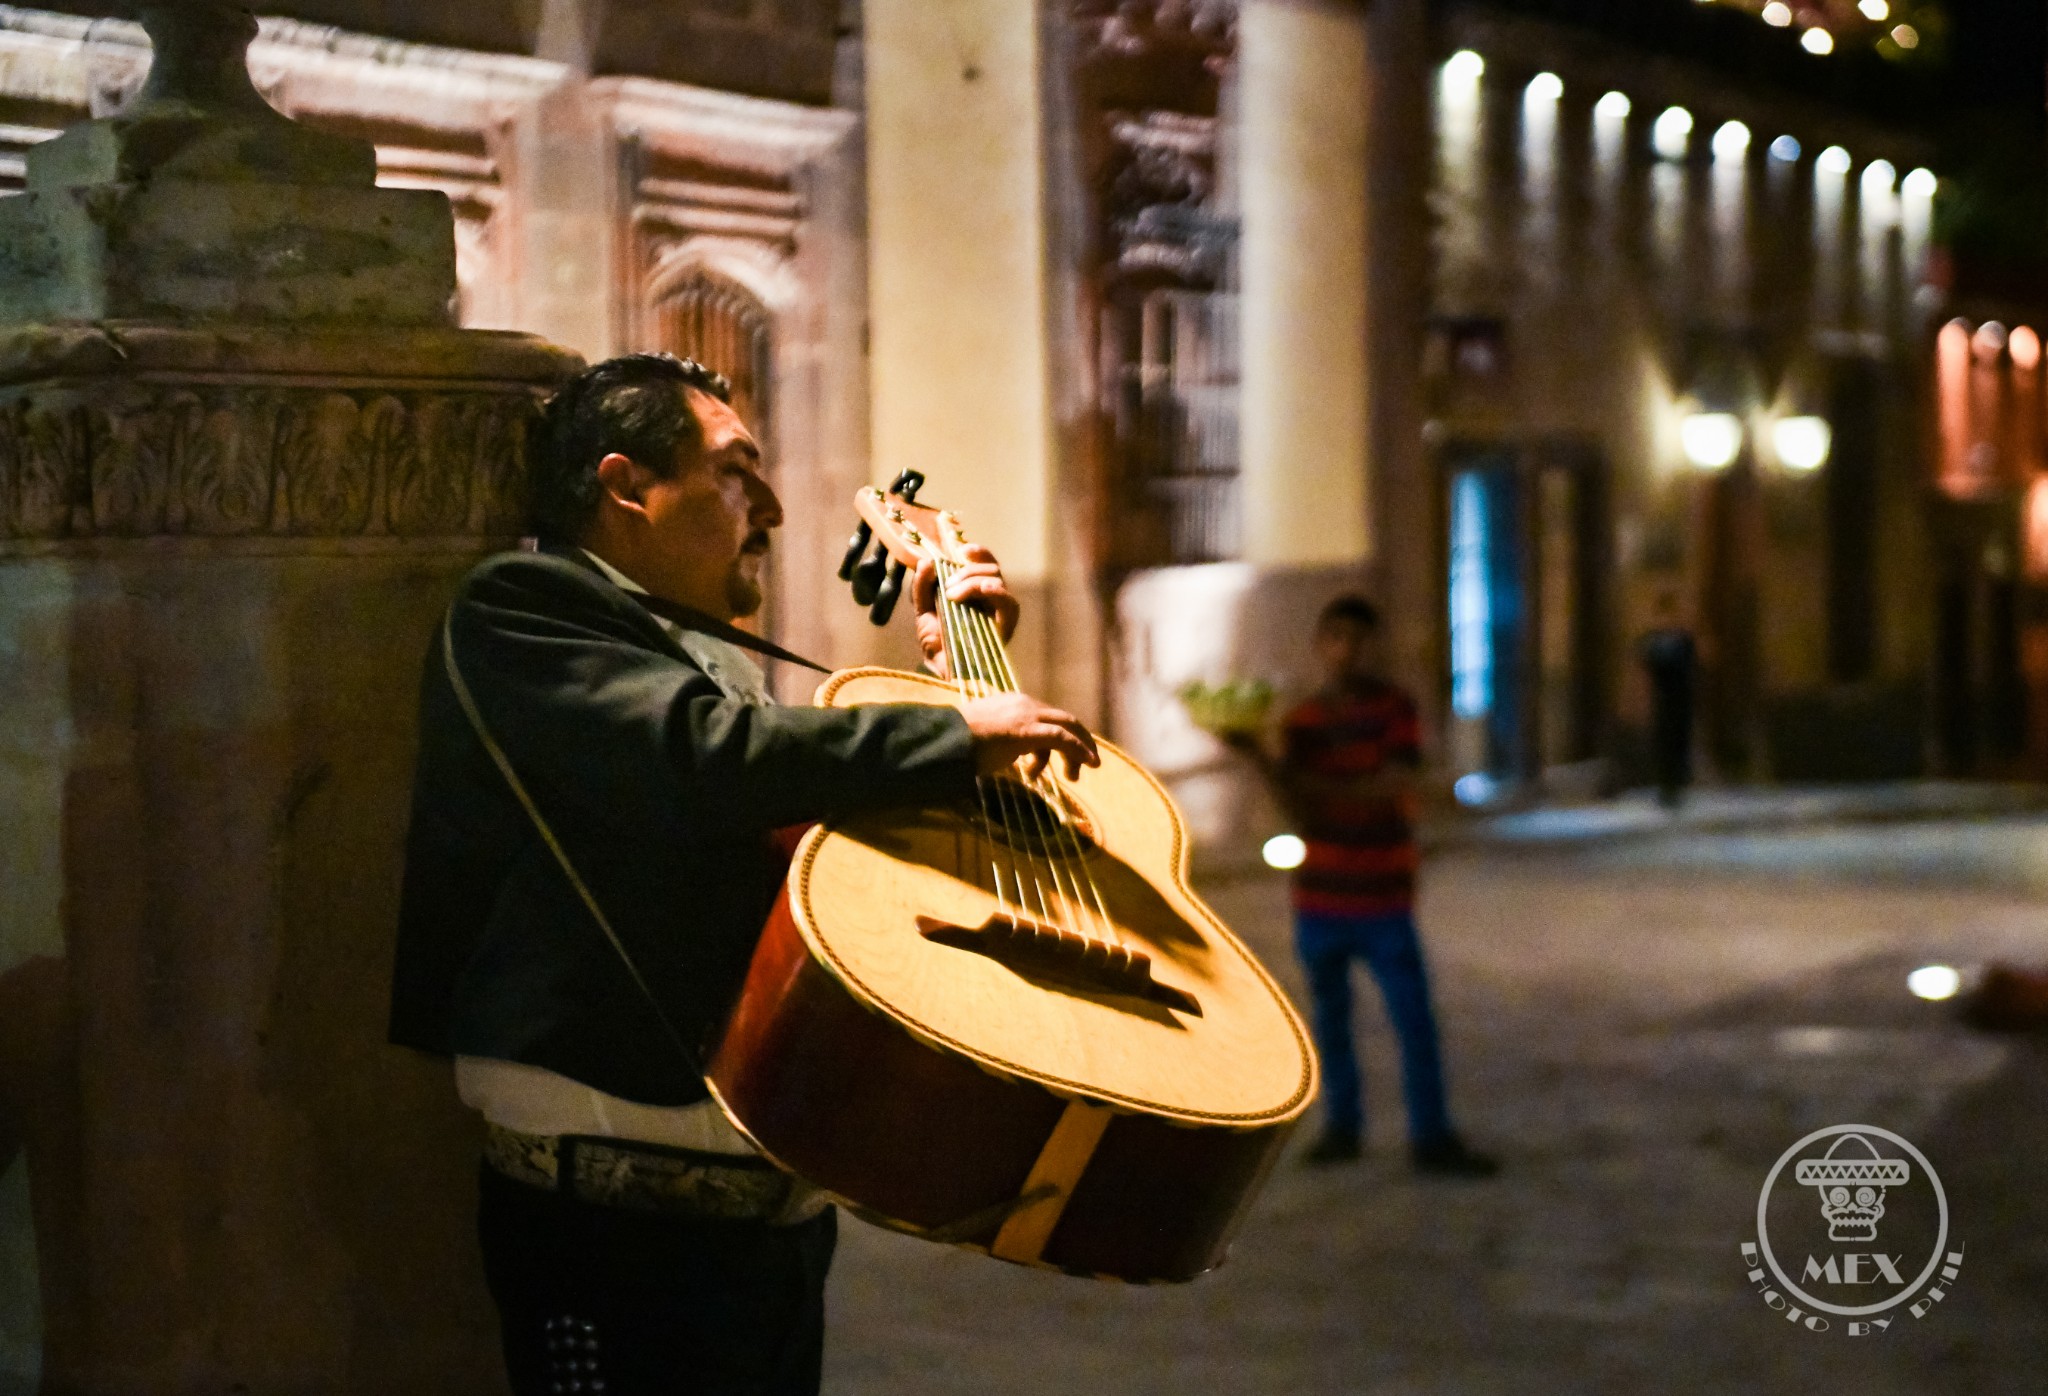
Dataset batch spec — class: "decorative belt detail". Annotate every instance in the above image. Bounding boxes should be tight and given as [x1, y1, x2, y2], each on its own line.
[483, 1122, 824, 1225]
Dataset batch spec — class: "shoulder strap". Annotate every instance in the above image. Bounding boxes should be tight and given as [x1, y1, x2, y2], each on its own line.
[440, 615, 703, 1076]
[628, 592, 832, 675]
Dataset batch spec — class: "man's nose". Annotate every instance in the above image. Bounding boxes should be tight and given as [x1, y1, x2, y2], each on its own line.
[747, 472, 784, 529]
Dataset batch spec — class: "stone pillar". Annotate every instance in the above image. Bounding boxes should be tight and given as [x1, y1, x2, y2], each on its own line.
[0, 6, 579, 1392]
[1238, 0, 1373, 571]
[861, 0, 1066, 694]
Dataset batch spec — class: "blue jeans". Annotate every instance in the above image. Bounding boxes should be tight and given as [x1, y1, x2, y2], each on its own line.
[1294, 909, 1454, 1147]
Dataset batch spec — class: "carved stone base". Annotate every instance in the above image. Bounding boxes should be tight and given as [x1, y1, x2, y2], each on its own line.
[0, 322, 579, 1394]
[0, 323, 573, 547]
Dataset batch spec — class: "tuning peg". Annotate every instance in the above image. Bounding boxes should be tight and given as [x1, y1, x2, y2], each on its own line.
[851, 538, 890, 606]
[889, 469, 926, 503]
[838, 521, 872, 582]
[869, 559, 907, 625]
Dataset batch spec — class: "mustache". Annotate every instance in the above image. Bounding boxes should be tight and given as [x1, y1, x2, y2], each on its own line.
[740, 530, 772, 555]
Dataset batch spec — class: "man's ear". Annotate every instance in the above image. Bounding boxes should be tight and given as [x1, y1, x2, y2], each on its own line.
[593, 452, 648, 517]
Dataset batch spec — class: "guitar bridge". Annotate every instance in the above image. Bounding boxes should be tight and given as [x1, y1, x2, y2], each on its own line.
[917, 913, 1202, 1016]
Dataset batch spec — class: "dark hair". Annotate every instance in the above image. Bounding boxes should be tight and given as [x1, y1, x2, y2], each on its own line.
[528, 353, 733, 542]
[1318, 593, 1382, 631]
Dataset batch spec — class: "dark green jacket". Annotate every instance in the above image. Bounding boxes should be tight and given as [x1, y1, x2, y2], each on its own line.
[389, 548, 978, 1105]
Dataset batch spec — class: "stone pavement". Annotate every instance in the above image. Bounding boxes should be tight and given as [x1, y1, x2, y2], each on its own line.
[823, 832, 2048, 1395]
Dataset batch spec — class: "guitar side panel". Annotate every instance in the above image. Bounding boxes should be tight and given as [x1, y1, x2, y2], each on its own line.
[709, 886, 1295, 1282]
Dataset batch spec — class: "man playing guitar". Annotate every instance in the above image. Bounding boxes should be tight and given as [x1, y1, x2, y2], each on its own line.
[389, 353, 1097, 1395]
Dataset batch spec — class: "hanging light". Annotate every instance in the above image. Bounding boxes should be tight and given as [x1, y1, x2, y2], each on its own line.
[1261, 834, 1307, 870]
[1861, 159, 1896, 195]
[1526, 71, 1563, 103]
[1595, 90, 1631, 123]
[1769, 134, 1802, 162]
[1891, 23, 1919, 49]
[1773, 416, 1832, 472]
[1761, 1, 1793, 25]
[1901, 166, 1937, 199]
[1712, 121, 1751, 161]
[1801, 27, 1835, 55]
[1858, 0, 1888, 19]
[1680, 413, 1744, 470]
[1818, 145, 1853, 175]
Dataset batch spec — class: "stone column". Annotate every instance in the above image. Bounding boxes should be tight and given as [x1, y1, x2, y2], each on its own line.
[0, 6, 578, 1392]
[860, 0, 1067, 695]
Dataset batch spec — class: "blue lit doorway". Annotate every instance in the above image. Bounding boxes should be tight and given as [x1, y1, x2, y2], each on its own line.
[1442, 441, 1607, 803]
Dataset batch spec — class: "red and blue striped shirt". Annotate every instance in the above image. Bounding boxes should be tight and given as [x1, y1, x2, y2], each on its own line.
[1280, 680, 1421, 916]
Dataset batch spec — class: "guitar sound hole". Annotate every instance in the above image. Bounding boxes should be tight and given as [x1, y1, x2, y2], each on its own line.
[967, 777, 1098, 857]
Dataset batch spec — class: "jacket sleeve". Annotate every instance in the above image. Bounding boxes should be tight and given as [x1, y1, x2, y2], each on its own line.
[448, 553, 979, 840]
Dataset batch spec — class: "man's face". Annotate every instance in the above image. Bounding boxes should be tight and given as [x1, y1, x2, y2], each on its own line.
[633, 388, 782, 620]
[1314, 618, 1382, 687]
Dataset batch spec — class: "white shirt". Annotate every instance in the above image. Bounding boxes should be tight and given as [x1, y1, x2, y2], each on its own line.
[453, 549, 771, 1158]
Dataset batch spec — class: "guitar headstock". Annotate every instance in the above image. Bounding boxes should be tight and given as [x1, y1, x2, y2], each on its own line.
[836, 470, 978, 625]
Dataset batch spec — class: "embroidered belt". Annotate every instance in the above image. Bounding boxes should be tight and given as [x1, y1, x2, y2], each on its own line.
[483, 1122, 825, 1225]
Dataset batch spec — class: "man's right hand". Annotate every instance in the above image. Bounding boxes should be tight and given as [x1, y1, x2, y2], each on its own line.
[961, 693, 1101, 780]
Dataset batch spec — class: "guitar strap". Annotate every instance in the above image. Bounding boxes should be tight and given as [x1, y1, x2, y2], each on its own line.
[440, 615, 704, 1077]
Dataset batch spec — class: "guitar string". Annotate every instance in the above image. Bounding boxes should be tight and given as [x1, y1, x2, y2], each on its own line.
[940, 573, 1065, 932]
[936, 560, 1078, 935]
[934, 572, 1030, 926]
[939, 559, 1116, 949]
[958, 599, 1123, 950]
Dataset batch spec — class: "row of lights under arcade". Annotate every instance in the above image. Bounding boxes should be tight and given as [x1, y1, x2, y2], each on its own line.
[1442, 48, 1938, 205]
[1706, 0, 1933, 61]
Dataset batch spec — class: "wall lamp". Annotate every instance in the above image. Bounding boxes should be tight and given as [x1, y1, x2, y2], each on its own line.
[1772, 415, 1831, 472]
[1679, 412, 1744, 470]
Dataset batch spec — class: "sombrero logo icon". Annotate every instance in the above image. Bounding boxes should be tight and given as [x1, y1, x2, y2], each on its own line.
[1795, 1133, 1909, 1243]
[1741, 1124, 1963, 1337]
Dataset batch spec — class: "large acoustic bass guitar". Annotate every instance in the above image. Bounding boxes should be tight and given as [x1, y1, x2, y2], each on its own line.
[707, 474, 1316, 1283]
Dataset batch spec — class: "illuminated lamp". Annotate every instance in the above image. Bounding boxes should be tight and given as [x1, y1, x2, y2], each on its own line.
[1861, 159, 1895, 195]
[1652, 106, 1693, 160]
[1712, 121, 1751, 160]
[2013, 326, 2042, 371]
[1769, 134, 1802, 162]
[1907, 965, 1960, 1001]
[1891, 23, 1918, 49]
[1818, 145, 1852, 175]
[1901, 167, 1936, 199]
[1974, 321, 2009, 361]
[1801, 27, 1834, 55]
[1761, 1, 1792, 25]
[1442, 50, 1484, 87]
[1526, 71, 1563, 103]
[1679, 413, 1743, 470]
[1858, 0, 1887, 17]
[1594, 91, 1631, 123]
[1772, 416, 1831, 472]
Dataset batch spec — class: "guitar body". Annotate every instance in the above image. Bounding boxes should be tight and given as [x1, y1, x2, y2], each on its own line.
[707, 667, 1316, 1283]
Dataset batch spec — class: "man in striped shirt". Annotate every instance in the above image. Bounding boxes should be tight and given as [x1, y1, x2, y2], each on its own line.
[1241, 596, 1494, 1175]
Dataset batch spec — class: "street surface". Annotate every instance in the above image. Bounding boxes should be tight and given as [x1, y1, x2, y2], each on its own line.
[826, 816, 2048, 1395]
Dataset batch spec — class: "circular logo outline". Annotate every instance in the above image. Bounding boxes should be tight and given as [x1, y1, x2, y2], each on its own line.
[1755, 1122, 1948, 1317]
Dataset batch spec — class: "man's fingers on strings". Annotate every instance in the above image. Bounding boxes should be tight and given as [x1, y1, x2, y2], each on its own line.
[910, 558, 939, 615]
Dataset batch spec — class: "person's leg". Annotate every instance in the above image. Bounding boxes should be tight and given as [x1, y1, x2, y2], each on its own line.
[1294, 910, 1363, 1148]
[477, 1164, 837, 1395]
[1353, 910, 1452, 1148]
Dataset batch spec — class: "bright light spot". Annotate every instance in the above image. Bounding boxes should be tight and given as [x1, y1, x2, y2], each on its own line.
[1712, 120, 1751, 160]
[1975, 321, 2010, 359]
[1761, 1, 1792, 25]
[1261, 834, 1307, 871]
[1680, 412, 1743, 470]
[1902, 166, 1937, 199]
[1818, 144, 1853, 175]
[1907, 964, 1962, 1001]
[1594, 90, 1631, 123]
[1653, 106, 1693, 160]
[2013, 325, 2041, 370]
[1526, 71, 1563, 103]
[1891, 23, 1919, 49]
[1858, 0, 1888, 19]
[1862, 158, 1896, 194]
[1770, 134, 1802, 162]
[1453, 772, 1499, 807]
[1802, 27, 1835, 55]
[1443, 49, 1485, 87]
[1773, 416, 1831, 471]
